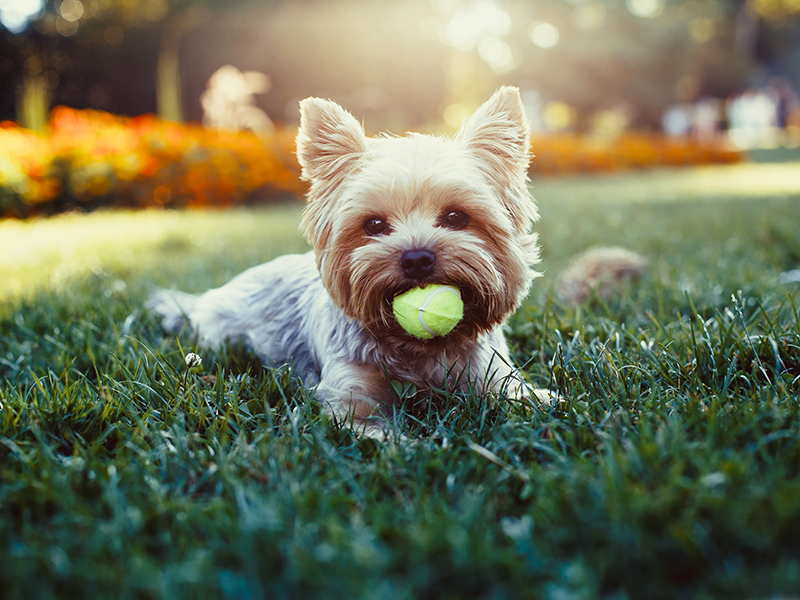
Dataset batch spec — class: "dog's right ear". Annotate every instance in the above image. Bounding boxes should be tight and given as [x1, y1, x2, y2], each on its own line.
[296, 98, 367, 182]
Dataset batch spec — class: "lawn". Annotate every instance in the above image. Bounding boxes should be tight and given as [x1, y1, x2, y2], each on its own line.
[1, 161, 799, 599]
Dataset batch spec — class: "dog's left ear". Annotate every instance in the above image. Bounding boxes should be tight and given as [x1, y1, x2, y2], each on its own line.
[457, 87, 536, 230]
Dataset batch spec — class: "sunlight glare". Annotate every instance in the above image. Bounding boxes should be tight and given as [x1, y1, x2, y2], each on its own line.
[0, 0, 43, 33]
[442, 0, 511, 51]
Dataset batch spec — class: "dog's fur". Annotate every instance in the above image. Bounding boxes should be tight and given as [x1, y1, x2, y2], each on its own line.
[148, 87, 545, 437]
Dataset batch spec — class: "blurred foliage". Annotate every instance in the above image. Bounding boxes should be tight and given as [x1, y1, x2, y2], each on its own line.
[530, 132, 741, 175]
[0, 106, 743, 218]
[0, 107, 304, 217]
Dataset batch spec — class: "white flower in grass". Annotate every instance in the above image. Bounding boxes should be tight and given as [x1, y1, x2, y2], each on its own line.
[185, 352, 203, 368]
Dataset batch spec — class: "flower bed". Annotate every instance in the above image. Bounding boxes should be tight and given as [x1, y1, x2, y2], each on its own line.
[529, 132, 742, 176]
[0, 107, 742, 217]
[0, 107, 306, 217]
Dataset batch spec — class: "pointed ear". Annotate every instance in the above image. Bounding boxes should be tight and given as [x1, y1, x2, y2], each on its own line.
[456, 87, 537, 232]
[296, 97, 367, 182]
[456, 86, 531, 181]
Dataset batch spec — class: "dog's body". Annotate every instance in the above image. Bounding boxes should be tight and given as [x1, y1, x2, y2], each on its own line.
[149, 87, 544, 437]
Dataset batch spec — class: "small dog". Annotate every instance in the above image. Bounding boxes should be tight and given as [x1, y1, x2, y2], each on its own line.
[148, 87, 547, 437]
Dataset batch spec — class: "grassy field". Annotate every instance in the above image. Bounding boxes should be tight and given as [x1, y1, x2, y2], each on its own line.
[1, 162, 799, 599]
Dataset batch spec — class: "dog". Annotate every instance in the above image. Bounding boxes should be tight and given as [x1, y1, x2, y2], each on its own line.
[148, 86, 549, 438]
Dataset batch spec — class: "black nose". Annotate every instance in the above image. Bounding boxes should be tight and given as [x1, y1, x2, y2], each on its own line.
[400, 249, 435, 280]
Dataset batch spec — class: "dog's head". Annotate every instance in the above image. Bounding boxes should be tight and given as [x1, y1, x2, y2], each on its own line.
[296, 87, 540, 344]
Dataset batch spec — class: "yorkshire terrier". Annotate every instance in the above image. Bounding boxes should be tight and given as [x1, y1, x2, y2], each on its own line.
[148, 86, 549, 438]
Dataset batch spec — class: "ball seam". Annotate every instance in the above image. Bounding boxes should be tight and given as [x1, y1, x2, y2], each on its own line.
[417, 285, 461, 337]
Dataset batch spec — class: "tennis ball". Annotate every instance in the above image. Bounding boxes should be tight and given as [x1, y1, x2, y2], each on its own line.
[393, 284, 464, 340]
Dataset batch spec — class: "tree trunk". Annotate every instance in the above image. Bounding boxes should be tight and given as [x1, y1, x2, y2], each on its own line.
[156, 22, 183, 122]
[18, 72, 49, 132]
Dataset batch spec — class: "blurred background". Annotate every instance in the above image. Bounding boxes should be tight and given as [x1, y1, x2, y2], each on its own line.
[1, 0, 799, 216]
[3, 0, 800, 133]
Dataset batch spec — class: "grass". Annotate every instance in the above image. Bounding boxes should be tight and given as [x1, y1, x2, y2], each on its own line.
[1, 162, 800, 599]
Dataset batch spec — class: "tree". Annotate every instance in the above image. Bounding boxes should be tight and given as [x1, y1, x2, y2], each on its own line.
[3, 0, 263, 129]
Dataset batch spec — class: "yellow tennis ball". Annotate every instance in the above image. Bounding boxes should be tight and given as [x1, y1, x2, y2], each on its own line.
[393, 284, 464, 340]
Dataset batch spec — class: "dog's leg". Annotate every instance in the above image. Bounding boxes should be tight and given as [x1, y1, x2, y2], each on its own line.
[477, 328, 556, 407]
[495, 366, 557, 408]
[315, 360, 395, 439]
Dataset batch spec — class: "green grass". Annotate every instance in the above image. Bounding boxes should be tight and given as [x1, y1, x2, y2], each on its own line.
[1, 162, 800, 599]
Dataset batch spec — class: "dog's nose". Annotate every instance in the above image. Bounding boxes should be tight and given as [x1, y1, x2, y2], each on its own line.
[400, 249, 435, 280]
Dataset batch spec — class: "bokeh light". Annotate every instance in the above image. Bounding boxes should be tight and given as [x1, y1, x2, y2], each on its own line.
[528, 22, 560, 49]
[543, 101, 577, 131]
[443, 102, 470, 127]
[477, 36, 516, 74]
[627, 0, 664, 18]
[0, 0, 43, 32]
[58, 0, 84, 22]
[573, 3, 607, 29]
[441, 0, 511, 51]
[689, 17, 716, 42]
[55, 17, 80, 36]
[103, 25, 125, 45]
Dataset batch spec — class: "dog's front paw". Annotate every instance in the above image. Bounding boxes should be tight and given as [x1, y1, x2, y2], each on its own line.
[530, 387, 558, 407]
[508, 382, 558, 408]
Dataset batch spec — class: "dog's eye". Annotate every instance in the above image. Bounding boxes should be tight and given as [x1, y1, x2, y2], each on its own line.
[440, 210, 470, 230]
[364, 217, 390, 236]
